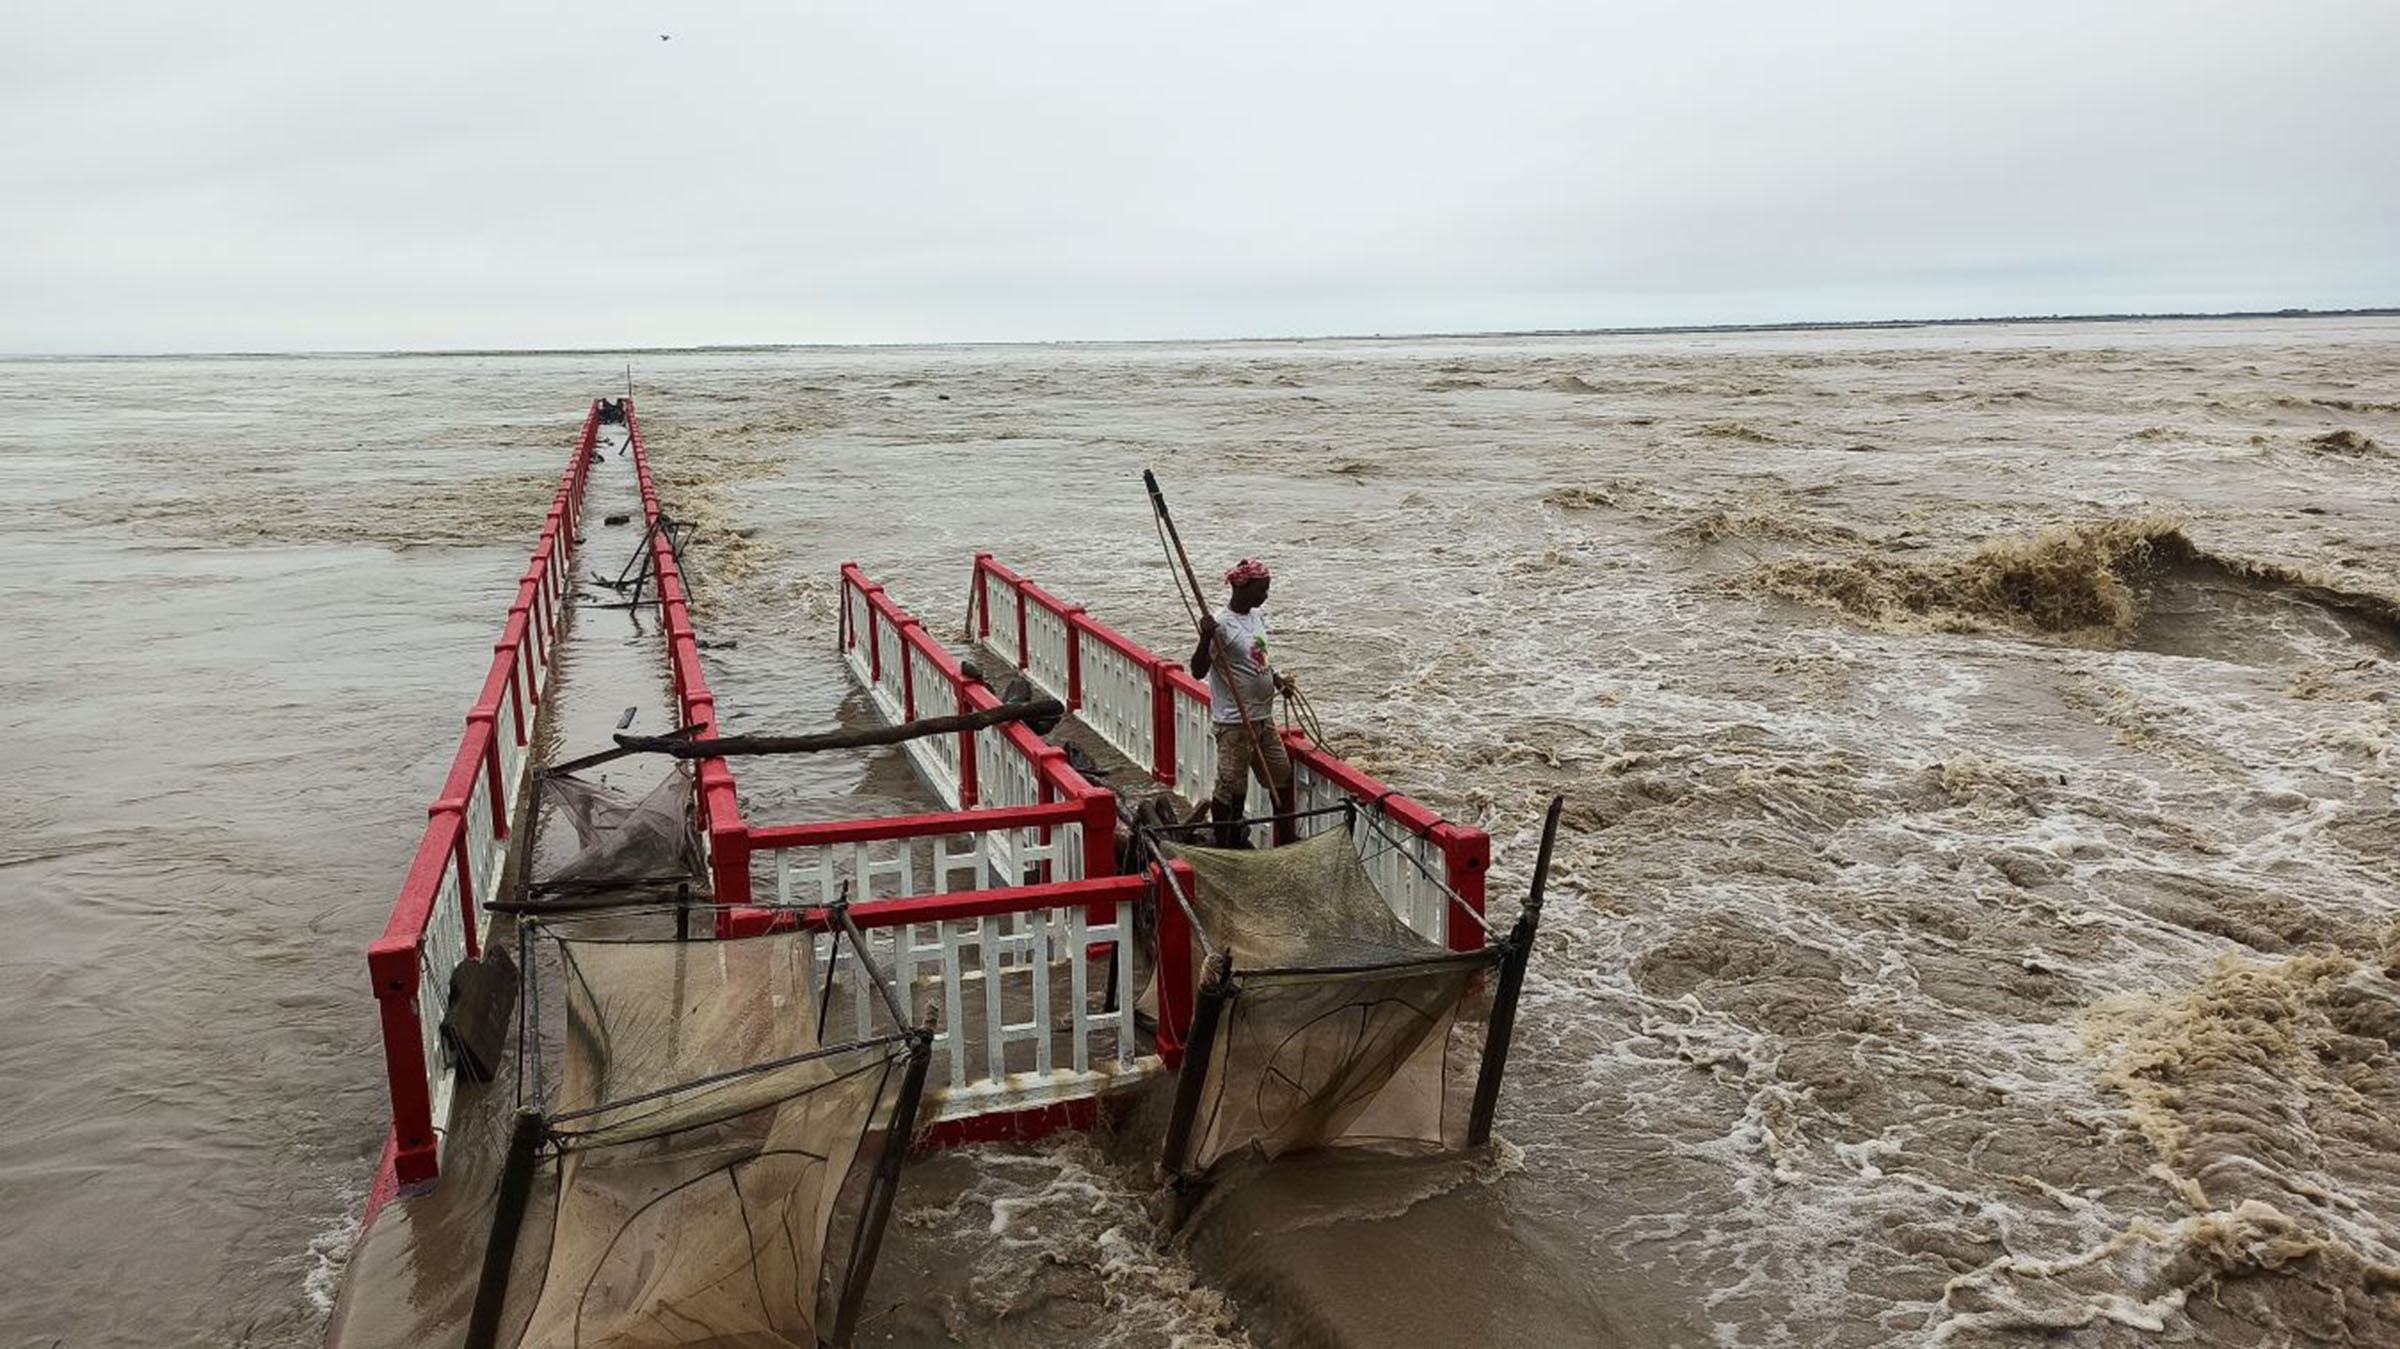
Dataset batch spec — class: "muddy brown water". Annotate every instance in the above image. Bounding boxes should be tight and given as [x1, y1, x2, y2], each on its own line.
[4, 319, 2397, 1346]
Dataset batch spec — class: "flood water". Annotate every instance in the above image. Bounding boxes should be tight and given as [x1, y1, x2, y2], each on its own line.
[4, 318, 2397, 1345]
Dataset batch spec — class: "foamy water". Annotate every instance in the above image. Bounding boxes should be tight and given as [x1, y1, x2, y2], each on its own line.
[4, 319, 2395, 1344]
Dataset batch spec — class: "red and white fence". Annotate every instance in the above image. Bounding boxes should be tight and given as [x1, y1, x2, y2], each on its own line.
[964, 554, 1491, 951]
[793, 868, 1169, 1135]
[621, 410, 751, 932]
[367, 402, 599, 1190]
[839, 565, 1116, 887]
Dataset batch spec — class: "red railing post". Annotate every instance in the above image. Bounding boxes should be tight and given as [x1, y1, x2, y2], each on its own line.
[472, 713, 507, 840]
[1063, 607, 1086, 709]
[972, 553, 995, 640]
[1438, 825, 1491, 953]
[1080, 787, 1116, 881]
[710, 815, 752, 938]
[1078, 786, 1117, 927]
[1152, 860, 1197, 1069]
[367, 947, 438, 1186]
[1151, 661, 1179, 787]
[1015, 582, 1030, 670]
[956, 671, 982, 809]
[900, 619, 920, 720]
[434, 799, 480, 960]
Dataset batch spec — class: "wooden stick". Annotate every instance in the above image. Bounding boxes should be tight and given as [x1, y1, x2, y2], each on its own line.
[611, 698, 1063, 759]
[546, 721, 704, 777]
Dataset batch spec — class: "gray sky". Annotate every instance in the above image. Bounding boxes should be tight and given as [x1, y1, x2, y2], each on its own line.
[4, 1, 2395, 353]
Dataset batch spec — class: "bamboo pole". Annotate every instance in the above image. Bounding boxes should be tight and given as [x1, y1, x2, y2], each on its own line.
[611, 699, 1063, 759]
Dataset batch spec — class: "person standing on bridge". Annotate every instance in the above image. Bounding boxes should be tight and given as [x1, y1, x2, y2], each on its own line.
[1189, 557, 1295, 847]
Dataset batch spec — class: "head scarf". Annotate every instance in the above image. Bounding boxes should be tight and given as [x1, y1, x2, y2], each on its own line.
[1224, 557, 1272, 587]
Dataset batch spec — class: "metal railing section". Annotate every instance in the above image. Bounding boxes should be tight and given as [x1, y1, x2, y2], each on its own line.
[904, 632, 966, 807]
[1074, 616, 1157, 773]
[837, 565, 1115, 886]
[623, 405, 749, 925]
[1019, 582, 1076, 709]
[367, 401, 598, 1189]
[808, 876, 1153, 1122]
[1291, 761, 1449, 941]
[752, 804, 1083, 907]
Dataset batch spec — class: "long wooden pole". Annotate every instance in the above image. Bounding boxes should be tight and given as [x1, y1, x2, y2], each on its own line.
[610, 698, 1062, 759]
[1142, 470, 1281, 796]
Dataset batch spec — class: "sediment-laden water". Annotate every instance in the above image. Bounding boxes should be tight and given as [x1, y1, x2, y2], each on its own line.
[4, 318, 2395, 1345]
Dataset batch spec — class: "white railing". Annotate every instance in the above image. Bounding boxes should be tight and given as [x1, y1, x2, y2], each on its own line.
[414, 864, 468, 1147]
[1023, 597, 1074, 707]
[813, 885, 1147, 1121]
[1168, 685, 1274, 828]
[904, 636, 965, 808]
[763, 816, 1078, 908]
[773, 834, 984, 905]
[871, 609, 910, 721]
[973, 560, 1012, 659]
[845, 574, 876, 677]
[971, 725, 1078, 884]
[746, 792, 1156, 1125]
[1074, 624, 1155, 773]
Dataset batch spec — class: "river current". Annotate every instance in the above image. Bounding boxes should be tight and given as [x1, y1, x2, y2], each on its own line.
[3, 318, 2395, 1345]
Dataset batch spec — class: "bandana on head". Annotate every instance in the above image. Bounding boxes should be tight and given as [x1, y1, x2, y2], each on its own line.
[1224, 558, 1271, 587]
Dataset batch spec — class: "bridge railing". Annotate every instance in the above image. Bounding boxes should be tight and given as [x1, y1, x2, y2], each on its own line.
[367, 401, 599, 1189]
[758, 860, 1186, 1135]
[621, 404, 749, 931]
[839, 564, 1116, 887]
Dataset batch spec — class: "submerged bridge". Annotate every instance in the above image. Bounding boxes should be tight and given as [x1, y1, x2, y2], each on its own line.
[342, 398, 1543, 1347]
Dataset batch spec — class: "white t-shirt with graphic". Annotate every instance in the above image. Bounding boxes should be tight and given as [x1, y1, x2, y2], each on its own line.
[1207, 607, 1274, 724]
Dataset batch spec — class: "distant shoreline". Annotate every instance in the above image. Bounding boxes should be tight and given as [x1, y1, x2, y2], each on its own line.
[12, 306, 2397, 362]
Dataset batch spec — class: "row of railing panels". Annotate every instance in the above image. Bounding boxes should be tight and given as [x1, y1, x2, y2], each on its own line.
[368, 403, 600, 1190]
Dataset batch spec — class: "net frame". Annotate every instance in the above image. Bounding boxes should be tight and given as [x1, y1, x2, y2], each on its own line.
[1141, 824, 1535, 1193]
[478, 899, 932, 1349]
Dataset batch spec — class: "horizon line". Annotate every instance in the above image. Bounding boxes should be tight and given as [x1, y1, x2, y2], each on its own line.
[8, 304, 2397, 362]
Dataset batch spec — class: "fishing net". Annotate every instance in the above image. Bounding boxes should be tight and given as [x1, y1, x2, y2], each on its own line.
[1160, 829, 1502, 1175]
[510, 927, 921, 1348]
[539, 767, 701, 886]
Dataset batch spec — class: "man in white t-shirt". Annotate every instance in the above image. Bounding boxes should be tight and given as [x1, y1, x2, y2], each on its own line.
[1189, 556, 1294, 846]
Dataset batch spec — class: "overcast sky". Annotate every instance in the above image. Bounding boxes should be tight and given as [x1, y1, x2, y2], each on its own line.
[4, 1, 2395, 353]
